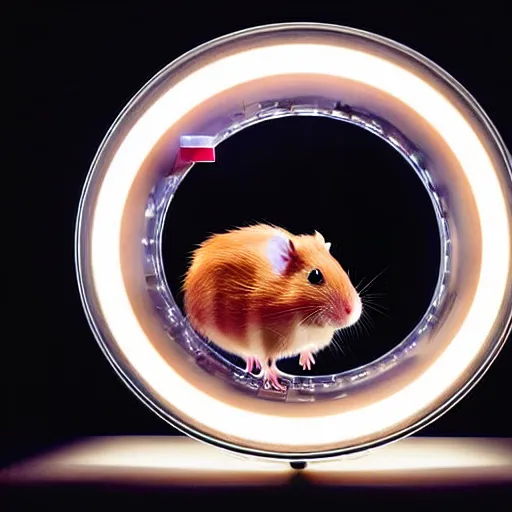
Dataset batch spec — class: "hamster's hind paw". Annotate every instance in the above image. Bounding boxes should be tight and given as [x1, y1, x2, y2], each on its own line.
[245, 356, 262, 375]
[262, 363, 287, 392]
[299, 349, 316, 371]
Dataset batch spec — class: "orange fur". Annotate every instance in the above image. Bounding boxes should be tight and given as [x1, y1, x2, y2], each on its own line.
[183, 224, 361, 365]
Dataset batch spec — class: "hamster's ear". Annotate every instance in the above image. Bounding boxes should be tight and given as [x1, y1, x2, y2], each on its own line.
[325, 242, 331, 252]
[267, 234, 296, 275]
[314, 231, 325, 244]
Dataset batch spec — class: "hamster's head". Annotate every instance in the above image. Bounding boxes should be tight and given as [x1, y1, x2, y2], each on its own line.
[266, 230, 362, 329]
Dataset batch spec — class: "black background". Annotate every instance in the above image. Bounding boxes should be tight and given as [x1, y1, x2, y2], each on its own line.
[10, 0, 511, 485]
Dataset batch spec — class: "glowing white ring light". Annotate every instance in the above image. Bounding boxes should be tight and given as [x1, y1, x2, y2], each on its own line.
[76, 23, 512, 460]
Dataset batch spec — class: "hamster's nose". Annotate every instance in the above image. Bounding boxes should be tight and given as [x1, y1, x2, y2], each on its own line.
[345, 295, 362, 326]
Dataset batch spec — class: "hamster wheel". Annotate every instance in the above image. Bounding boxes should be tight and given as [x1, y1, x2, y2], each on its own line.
[75, 23, 512, 461]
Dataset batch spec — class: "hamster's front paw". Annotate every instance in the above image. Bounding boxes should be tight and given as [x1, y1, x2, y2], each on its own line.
[299, 348, 316, 371]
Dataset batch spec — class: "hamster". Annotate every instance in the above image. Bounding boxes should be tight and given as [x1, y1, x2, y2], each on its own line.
[183, 224, 362, 391]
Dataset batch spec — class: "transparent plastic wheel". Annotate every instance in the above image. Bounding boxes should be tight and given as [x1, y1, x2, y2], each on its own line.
[75, 23, 512, 461]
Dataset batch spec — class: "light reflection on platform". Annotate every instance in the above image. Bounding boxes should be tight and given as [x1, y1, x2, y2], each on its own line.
[2, 437, 511, 488]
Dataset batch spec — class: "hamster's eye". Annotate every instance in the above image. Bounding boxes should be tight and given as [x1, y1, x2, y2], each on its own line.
[308, 268, 324, 285]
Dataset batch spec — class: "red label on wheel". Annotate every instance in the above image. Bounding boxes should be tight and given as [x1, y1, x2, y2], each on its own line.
[179, 147, 216, 162]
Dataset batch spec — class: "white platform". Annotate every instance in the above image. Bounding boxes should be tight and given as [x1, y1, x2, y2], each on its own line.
[2, 436, 511, 488]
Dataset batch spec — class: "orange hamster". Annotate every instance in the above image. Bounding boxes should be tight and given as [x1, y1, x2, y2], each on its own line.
[183, 224, 362, 390]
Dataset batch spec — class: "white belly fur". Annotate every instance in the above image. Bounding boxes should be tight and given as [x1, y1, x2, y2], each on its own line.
[278, 321, 335, 360]
[202, 317, 335, 362]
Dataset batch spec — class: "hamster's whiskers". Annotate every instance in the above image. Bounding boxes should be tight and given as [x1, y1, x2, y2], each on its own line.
[260, 304, 320, 320]
[296, 307, 324, 329]
[356, 266, 389, 295]
[353, 308, 374, 339]
[330, 334, 348, 357]
[361, 300, 389, 318]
